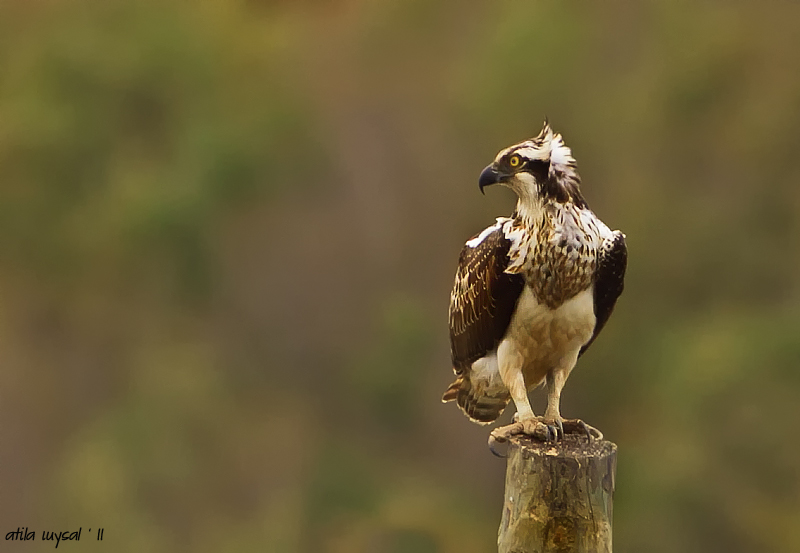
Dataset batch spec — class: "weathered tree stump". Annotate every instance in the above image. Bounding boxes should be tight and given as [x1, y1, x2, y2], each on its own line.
[498, 429, 617, 553]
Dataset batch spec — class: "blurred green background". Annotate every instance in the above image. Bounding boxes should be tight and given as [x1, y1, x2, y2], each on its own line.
[2, 1, 800, 552]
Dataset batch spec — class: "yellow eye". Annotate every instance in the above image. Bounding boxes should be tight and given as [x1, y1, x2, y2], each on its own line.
[508, 155, 521, 168]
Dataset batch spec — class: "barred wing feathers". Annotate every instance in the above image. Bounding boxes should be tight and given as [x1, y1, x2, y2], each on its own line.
[448, 225, 525, 375]
[580, 231, 627, 357]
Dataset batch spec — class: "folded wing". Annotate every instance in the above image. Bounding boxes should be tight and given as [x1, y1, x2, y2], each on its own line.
[448, 223, 525, 374]
[580, 231, 627, 356]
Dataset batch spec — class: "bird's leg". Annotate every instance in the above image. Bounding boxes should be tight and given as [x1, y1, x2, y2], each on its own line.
[543, 353, 592, 440]
[543, 367, 568, 438]
[489, 343, 554, 455]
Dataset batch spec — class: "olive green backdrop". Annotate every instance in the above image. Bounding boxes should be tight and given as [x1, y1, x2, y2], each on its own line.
[1, 1, 799, 552]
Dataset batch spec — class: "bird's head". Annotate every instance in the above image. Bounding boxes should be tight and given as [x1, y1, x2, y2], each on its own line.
[478, 121, 586, 212]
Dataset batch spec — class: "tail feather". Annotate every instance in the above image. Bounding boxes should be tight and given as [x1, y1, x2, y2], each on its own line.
[442, 374, 510, 424]
[441, 379, 461, 402]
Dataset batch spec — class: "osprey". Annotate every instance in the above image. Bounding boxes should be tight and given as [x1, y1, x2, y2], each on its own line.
[442, 122, 627, 446]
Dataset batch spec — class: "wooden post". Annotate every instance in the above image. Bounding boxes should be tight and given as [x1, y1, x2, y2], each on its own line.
[497, 429, 617, 553]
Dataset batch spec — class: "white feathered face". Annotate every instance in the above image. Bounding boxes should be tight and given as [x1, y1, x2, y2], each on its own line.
[478, 122, 585, 208]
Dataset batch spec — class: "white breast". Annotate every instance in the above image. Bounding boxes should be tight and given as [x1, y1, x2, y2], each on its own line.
[466, 284, 596, 397]
[504, 287, 596, 387]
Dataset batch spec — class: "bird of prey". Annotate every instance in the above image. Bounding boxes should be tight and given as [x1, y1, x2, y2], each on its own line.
[442, 122, 626, 446]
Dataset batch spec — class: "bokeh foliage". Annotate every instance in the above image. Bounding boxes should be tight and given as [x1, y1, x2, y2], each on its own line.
[1, 1, 799, 552]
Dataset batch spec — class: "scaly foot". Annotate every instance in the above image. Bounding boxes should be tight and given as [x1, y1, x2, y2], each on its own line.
[488, 416, 556, 457]
[541, 414, 600, 441]
[488, 416, 601, 457]
[561, 418, 603, 441]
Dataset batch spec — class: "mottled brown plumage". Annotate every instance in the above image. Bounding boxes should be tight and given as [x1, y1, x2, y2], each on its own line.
[443, 122, 627, 442]
[507, 205, 599, 309]
[449, 224, 524, 373]
[446, 222, 522, 421]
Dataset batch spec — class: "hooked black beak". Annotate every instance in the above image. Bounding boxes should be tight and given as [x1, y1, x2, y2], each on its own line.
[478, 164, 503, 195]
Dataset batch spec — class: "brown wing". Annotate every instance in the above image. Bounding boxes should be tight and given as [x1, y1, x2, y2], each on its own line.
[580, 231, 627, 357]
[449, 225, 525, 373]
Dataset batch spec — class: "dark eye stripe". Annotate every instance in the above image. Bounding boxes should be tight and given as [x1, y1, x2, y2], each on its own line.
[525, 158, 550, 183]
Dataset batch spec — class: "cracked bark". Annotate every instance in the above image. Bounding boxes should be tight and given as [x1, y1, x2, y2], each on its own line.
[498, 433, 617, 553]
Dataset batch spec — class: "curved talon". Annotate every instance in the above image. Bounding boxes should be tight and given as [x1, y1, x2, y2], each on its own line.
[577, 420, 592, 441]
[538, 416, 563, 442]
[488, 434, 508, 458]
[527, 419, 552, 442]
[488, 421, 523, 457]
[556, 418, 565, 438]
[487, 416, 599, 454]
[560, 419, 602, 441]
